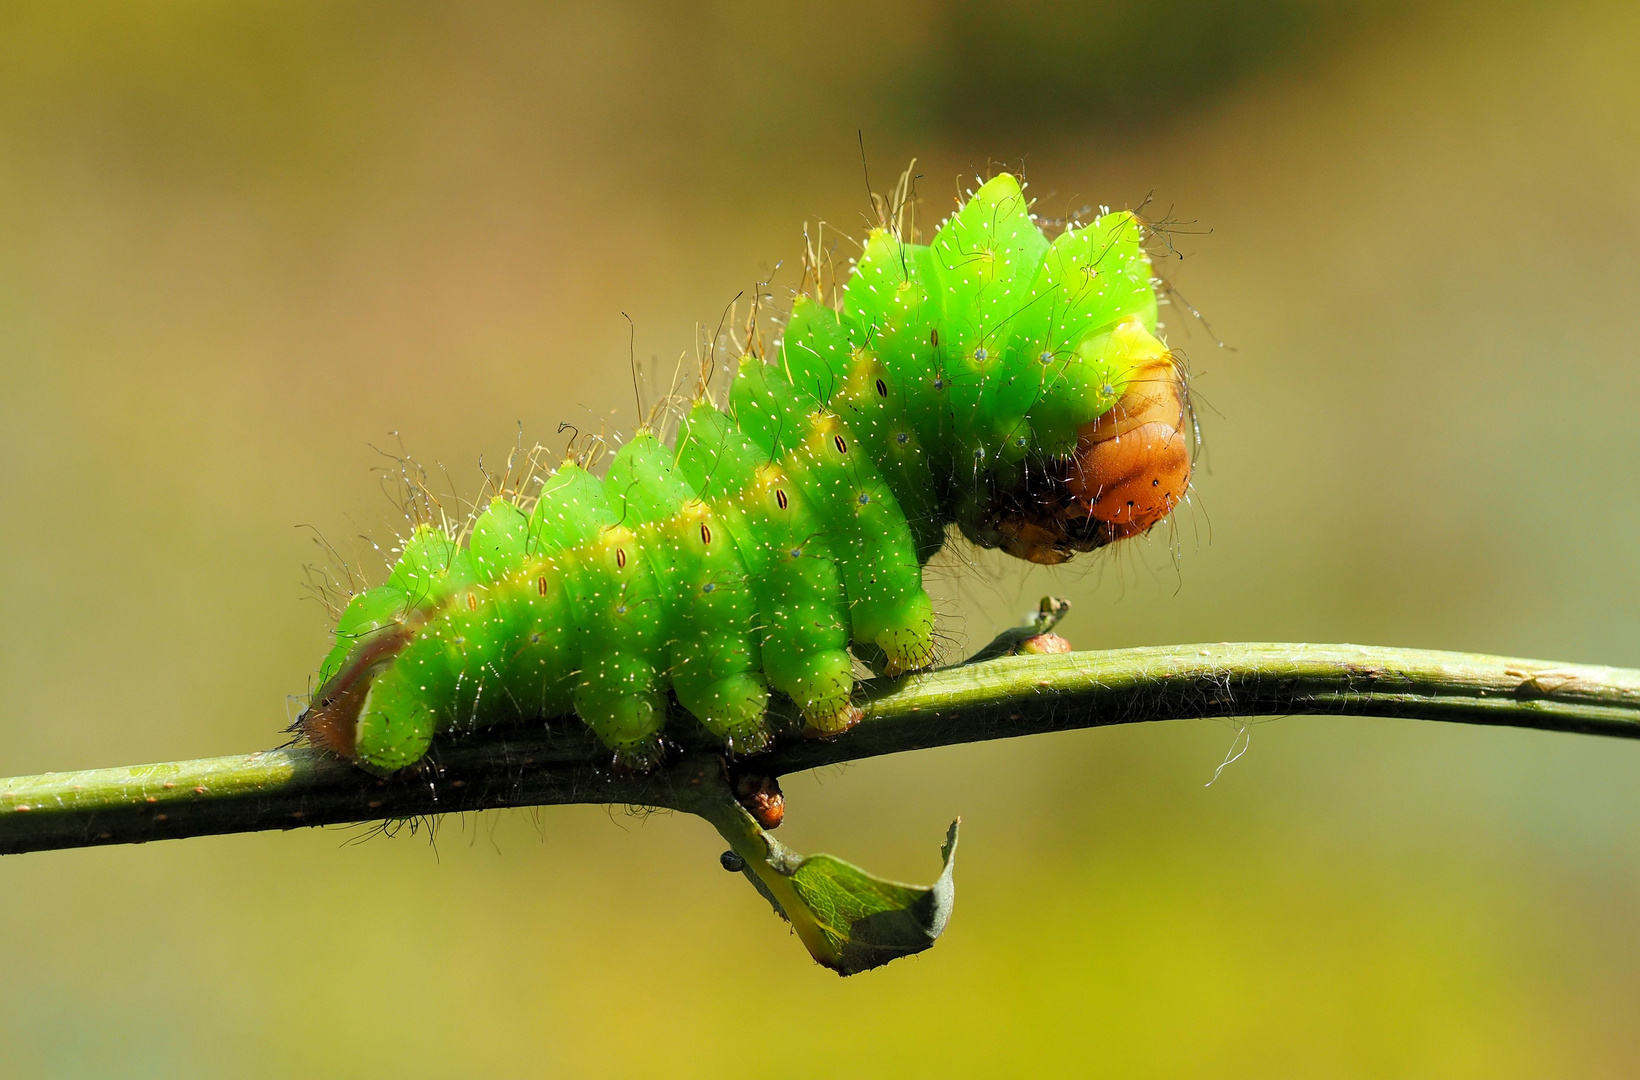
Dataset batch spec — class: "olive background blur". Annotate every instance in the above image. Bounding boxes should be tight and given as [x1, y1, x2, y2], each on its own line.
[4, 2, 1640, 1076]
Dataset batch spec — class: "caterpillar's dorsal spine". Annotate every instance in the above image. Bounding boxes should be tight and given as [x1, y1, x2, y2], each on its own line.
[299, 171, 1194, 774]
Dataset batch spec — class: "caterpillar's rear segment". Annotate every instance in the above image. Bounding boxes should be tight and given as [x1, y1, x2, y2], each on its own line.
[304, 171, 1195, 774]
[297, 581, 435, 768]
[297, 621, 414, 760]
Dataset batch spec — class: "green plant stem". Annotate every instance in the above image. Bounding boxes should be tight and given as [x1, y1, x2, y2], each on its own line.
[685, 783, 844, 968]
[3, 643, 1639, 856]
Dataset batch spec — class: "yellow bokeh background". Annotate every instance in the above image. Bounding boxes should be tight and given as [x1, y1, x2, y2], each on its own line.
[4, 2, 1640, 1075]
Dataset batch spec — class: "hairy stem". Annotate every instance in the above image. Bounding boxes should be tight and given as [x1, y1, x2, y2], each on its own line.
[4, 643, 1639, 856]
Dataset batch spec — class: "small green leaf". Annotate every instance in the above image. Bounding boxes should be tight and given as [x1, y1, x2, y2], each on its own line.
[698, 779, 960, 974]
[785, 820, 959, 975]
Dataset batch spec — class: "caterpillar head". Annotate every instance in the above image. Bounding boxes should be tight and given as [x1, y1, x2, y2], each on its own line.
[971, 350, 1193, 566]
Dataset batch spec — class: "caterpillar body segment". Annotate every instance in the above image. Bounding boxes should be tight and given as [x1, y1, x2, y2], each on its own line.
[300, 172, 1194, 773]
[786, 296, 946, 563]
[731, 352, 930, 675]
[606, 432, 769, 753]
[675, 403, 856, 734]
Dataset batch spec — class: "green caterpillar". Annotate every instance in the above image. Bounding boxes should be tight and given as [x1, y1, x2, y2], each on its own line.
[299, 172, 1192, 774]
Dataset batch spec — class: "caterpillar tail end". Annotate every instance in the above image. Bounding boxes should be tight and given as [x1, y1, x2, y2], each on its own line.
[295, 623, 416, 767]
[295, 689, 359, 761]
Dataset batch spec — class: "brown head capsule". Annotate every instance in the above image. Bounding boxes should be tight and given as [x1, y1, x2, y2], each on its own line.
[1064, 352, 1192, 539]
[987, 350, 1192, 565]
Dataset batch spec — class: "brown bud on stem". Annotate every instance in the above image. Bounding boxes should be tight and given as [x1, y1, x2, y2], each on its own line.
[734, 774, 785, 830]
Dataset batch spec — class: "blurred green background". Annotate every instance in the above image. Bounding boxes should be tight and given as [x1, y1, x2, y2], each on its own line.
[4, 1, 1640, 1075]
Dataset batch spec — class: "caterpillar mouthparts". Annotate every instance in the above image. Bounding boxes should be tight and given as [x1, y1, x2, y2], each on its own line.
[300, 171, 1197, 775]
